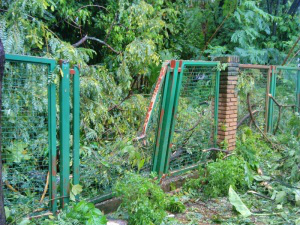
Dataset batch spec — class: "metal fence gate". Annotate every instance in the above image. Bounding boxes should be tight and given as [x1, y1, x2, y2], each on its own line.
[152, 60, 220, 177]
[1, 55, 80, 216]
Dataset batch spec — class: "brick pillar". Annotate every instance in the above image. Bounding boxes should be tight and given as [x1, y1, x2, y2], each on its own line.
[215, 56, 239, 151]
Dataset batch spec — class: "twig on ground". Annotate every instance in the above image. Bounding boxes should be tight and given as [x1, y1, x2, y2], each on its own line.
[40, 172, 49, 203]
[5, 180, 19, 193]
[247, 190, 273, 201]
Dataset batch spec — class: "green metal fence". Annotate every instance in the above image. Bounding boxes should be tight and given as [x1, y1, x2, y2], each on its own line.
[152, 60, 220, 176]
[2, 54, 57, 214]
[237, 65, 271, 132]
[237, 64, 300, 135]
[1, 55, 80, 216]
[267, 66, 300, 134]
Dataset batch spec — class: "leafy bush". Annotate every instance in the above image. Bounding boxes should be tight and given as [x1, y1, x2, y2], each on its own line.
[20, 201, 107, 225]
[114, 173, 167, 225]
[194, 156, 248, 198]
[165, 196, 186, 213]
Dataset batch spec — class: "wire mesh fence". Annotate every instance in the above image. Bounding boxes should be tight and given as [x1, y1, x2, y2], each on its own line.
[237, 65, 270, 132]
[168, 65, 218, 171]
[2, 60, 50, 212]
[270, 67, 300, 135]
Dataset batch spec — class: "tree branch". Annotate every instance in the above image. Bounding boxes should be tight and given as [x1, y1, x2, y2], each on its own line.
[201, 12, 231, 54]
[268, 94, 299, 135]
[77, 5, 107, 11]
[247, 93, 278, 149]
[72, 35, 121, 54]
[237, 110, 260, 128]
[108, 77, 138, 112]
[282, 35, 300, 65]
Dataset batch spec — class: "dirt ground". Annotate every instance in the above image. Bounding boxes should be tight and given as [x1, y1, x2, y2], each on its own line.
[173, 197, 268, 225]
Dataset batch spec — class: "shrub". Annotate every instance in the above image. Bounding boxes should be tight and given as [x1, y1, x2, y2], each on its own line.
[114, 173, 167, 225]
[202, 156, 248, 198]
[165, 196, 186, 213]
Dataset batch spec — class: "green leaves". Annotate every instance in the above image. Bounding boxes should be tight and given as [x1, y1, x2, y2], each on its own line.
[114, 173, 167, 225]
[70, 184, 83, 201]
[66, 201, 107, 225]
[6, 141, 30, 163]
[228, 186, 252, 217]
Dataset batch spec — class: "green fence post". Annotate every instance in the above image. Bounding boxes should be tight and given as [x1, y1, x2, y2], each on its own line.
[153, 61, 179, 177]
[267, 66, 276, 133]
[214, 69, 220, 147]
[73, 66, 80, 200]
[48, 62, 57, 213]
[297, 70, 300, 112]
[152, 68, 170, 173]
[59, 61, 70, 208]
[164, 61, 182, 173]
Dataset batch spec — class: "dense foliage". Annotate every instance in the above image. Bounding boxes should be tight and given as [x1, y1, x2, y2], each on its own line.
[0, 0, 299, 224]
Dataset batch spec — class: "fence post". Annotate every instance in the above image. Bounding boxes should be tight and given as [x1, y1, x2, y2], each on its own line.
[152, 60, 178, 177]
[215, 56, 239, 151]
[164, 61, 182, 173]
[267, 66, 276, 133]
[48, 62, 57, 213]
[72, 66, 80, 200]
[59, 61, 70, 208]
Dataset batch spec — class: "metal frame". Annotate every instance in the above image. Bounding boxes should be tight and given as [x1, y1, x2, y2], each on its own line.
[59, 61, 71, 208]
[71, 66, 80, 201]
[239, 64, 272, 133]
[268, 66, 300, 133]
[5, 54, 58, 213]
[152, 60, 220, 177]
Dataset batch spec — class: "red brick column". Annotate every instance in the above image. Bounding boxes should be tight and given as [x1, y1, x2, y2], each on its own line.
[215, 56, 239, 151]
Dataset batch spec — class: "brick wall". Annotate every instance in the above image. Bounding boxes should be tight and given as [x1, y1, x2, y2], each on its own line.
[215, 56, 239, 151]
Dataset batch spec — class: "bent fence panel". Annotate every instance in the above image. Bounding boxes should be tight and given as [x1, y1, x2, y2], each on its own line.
[152, 60, 220, 176]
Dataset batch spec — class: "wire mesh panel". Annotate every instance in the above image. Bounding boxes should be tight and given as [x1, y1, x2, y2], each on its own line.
[168, 64, 218, 171]
[237, 65, 270, 131]
[270, 67, 299, 135]
[2, 61, 50, 213]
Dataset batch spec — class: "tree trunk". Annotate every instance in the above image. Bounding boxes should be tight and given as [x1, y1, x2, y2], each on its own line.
[0, 38, 6, 225]
[272, 0, 281, 35]
[288, 0, 300, 16]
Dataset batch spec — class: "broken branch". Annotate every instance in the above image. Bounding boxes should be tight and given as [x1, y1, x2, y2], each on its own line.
[72, 35, 120, 54]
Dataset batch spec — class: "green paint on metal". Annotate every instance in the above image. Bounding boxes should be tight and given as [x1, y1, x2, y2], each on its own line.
[267, 67, 276, 133]
[5, 54, 56, 67]
[152, 61, 220, 175]
[59, 62, 70, 208]
[4, 54, 58, 214]
[73, 66, 80, 201]
[164, 62, 184, 173]
[276, 66, 300, 71]
[152, 68, 171, 173]
[153, 62, 179, 177]
[214, 69, 220, 147]
[48, 62, 57, 213]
